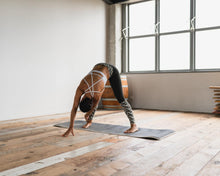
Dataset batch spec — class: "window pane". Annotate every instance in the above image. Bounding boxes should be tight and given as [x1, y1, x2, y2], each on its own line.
[196, 0, 220, 28]
[160, 0, 190, 33]
[129, 1, 155, 36]
[196, 30, 220, 69]
[160, 33, 190, 70]
[129, 37, 155, 71]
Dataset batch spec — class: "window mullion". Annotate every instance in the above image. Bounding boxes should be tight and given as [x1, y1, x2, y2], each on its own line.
[155, 0, 160, 72]
[122, 5, 127, 73]
[190, 0, 196, 71]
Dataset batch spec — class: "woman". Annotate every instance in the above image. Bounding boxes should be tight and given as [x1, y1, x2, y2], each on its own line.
[62, 63, 138, 137]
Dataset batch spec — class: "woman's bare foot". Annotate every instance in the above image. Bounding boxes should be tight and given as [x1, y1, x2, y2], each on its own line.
[82, 121, 92, 128]
[124, 123, 138, 133]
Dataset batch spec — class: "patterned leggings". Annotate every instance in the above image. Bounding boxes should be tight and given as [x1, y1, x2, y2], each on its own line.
[88, 63, 135, 124]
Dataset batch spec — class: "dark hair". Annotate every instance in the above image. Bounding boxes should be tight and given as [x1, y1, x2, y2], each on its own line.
[79, 97, 93, 112]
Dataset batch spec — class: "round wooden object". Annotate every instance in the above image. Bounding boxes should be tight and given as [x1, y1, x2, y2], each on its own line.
[101, 75, 128, 109]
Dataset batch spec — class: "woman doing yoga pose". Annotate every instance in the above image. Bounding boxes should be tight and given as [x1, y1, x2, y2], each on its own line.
[62, 63, 138, 137]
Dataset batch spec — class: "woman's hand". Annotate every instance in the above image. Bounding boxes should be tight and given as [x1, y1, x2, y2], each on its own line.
[62, 127, 74, 137]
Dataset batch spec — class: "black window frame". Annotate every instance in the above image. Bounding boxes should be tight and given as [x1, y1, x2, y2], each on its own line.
[122, 0, 220, 73]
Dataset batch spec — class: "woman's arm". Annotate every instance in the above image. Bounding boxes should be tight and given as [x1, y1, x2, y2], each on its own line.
[62, 88, 83, 137]
[84, 95, 102, 121]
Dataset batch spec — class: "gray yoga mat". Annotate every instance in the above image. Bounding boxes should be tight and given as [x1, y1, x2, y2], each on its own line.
[55, 120, 174, 140]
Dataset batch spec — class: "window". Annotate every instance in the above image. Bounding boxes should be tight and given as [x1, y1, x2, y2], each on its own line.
[196, 0, 220, 28]
[160, 33, 190, 70]
[122, 0, 220, 73]
[129, 37, 155, 71]
[160, 0, 190, 33]
[196, 30, 220, 69]
[129, 1, 155, 36]
[195, 0, 220, 70]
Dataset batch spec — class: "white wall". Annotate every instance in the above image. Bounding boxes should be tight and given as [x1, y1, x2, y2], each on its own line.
[0, 0, 107, 121]
[127, 72, 220, 113]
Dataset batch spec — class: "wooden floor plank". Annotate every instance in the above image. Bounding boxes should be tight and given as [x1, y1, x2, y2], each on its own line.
[0, 130, 113, 171]
[108, 117, 220, 176]
[33, 137, 148, 176]
[0, 110, 219, 176]
[144, 119, 220, 176]
[0, 142, 113, 176]
[197, 151, 220, 176]
[166, 137, 220, 176]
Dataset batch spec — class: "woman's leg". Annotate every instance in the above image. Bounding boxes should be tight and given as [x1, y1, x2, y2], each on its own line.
[109, 66, 136, 126]
[87, 107, 97, 121]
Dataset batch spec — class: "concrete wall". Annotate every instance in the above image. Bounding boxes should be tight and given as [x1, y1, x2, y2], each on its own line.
[0, 0, 107, 121]
[127, 72, 220, 113]
[106, 4, 122, 72]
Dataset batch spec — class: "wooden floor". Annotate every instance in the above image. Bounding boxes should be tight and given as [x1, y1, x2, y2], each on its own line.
[0, 110, 220, 176]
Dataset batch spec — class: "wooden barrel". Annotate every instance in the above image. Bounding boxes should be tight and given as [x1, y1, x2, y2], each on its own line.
[101, 75, 128, 110]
